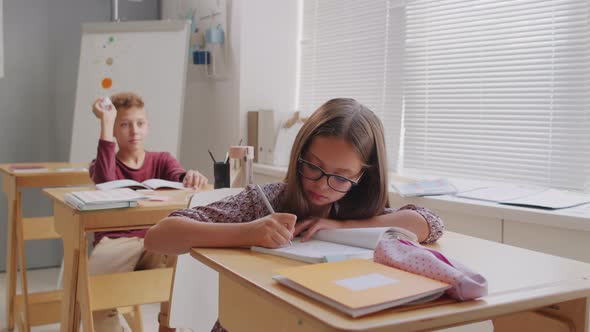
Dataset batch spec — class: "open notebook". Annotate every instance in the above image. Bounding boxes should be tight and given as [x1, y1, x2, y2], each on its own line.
[273, 259, 450, 317]
[96, 179, 185, 191]
[251, 227, 418, 263]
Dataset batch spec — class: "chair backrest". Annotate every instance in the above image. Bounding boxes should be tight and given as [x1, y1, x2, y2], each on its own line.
[168, 187, 244, 331]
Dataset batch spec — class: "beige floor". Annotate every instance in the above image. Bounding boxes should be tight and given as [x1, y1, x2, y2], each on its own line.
[0, 267, 492, 332]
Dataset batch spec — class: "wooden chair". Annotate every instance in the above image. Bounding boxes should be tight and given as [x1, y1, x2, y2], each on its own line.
[79, 235, 175, 332]
[159, 188, 244, 331]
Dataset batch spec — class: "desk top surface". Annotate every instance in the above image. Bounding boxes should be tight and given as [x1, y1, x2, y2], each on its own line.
[191, 231, 590, 331]
[0, 162, 90, 177]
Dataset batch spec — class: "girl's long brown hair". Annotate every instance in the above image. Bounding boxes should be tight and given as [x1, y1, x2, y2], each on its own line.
[283, 98, 389, 220]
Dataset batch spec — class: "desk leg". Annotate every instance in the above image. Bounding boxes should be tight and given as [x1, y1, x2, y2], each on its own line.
[3, 176, 16, 331]
[77, 237, 94, 332]
[5, 199, 17, 331]
[218, 274, 329, 332]
[493, 298, 588, 332]
[15, 192, 31, 332]
[54, 204, 82, 332]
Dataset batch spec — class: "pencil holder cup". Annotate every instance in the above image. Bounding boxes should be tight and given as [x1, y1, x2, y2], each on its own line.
[213, 162, 230, 189]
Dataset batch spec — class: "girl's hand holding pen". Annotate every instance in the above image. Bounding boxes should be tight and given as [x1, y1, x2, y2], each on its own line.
[245, 213, 296, 248]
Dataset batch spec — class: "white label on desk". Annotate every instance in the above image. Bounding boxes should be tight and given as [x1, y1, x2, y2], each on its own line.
[334, 273, 398, 291]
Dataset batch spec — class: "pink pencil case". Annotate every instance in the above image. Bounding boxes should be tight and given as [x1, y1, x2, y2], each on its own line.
[374, 238, 488, 301]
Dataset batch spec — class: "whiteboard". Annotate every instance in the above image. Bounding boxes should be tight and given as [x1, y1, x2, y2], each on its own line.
[70, 20, 190, 162]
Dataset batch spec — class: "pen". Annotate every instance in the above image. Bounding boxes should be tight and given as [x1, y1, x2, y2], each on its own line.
[255, 184, 292, 246]
[208, 149, 217, 163]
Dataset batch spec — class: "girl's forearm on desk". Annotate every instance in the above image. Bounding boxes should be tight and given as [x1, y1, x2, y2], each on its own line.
[144, 217, 251, 255]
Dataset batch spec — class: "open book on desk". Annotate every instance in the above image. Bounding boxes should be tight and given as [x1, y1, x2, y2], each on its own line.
[64, 188, 147, 211]
[273, 259, 450, 317]
[251, 227, 418, 263]
[96, 179, 185, 191]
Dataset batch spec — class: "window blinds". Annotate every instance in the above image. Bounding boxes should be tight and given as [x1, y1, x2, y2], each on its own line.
[298, 0, 589, 191]
[402, 0, 590, 190]
[298, 0, 405, 169]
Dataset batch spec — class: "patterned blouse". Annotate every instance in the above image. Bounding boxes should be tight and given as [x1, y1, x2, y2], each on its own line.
[168, 182, 445, 332]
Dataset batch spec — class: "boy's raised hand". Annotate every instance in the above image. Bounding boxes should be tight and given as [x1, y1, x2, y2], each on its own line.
[246, 213, 296, 248]
[183, 169, 208, 190]
[92, 97, 117, 123]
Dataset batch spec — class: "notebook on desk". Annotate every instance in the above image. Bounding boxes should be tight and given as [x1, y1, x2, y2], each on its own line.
[64, 188, 146, 211]
[252, 227, 418, 263]
[273, 259, 450, 317]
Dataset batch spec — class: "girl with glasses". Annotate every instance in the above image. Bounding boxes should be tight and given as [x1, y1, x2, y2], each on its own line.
[146, 98, 444, 332]
[146, 97, 443, 252]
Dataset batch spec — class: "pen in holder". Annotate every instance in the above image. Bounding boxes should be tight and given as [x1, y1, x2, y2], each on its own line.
[229, 146, 254, 188]
[213, 162, 230, 189]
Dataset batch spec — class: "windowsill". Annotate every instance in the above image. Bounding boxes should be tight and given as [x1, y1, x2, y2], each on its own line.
[253, 163, 590, 232]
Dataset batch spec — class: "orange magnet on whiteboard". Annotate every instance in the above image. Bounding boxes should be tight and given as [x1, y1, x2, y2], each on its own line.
[101, 78, 113, 89]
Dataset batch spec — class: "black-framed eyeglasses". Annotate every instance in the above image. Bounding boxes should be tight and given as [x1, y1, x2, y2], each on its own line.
[297, 157, 363, 193]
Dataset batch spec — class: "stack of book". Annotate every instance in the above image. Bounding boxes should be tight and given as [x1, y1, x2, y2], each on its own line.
[254, 227, 452, 317]
[64, 188, 147, 211]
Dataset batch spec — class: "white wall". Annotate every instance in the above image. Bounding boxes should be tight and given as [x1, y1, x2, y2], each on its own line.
[238, 0, 299, 137]
[170, 0, 242, 181]
[170, 0, 299, 181]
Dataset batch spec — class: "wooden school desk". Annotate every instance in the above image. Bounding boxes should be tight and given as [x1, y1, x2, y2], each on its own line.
[44, 186, 207, 332]
[191, 231, 590, 332]
[0, 163, 91, 332]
